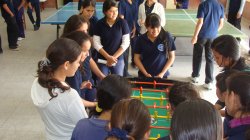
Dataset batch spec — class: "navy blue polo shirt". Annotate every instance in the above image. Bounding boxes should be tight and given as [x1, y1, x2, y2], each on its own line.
[176, 0, 189, 9]
[82, 55, 92, 81]
[197, 0, 224, 39]
[134, 29, 176, 77]
[228, 0, 241, 14]
[118, 0, 139, 31]
[94, 17, 130, 60]
[89, 16, 98, 36]
[0, 0, 14, 19]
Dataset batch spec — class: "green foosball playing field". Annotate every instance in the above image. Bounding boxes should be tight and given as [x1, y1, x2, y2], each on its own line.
[129, 78, 175, 140]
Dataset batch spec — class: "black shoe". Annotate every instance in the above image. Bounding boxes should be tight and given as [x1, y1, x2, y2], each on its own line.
[0, 49, 3, 54]
[9, 46, 19, 51]
[34, 25, 39, 31]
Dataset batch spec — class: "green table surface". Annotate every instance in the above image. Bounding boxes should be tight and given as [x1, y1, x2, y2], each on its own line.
[132, 89, 171, 139]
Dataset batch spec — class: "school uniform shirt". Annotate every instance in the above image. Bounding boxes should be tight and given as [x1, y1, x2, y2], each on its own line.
[176, 0, 189, 9]
[138, 1, 165, 34]
[31, 78, 88, 140]
[66, 69, 83, 96]
[197, 0, 224, 39]
[118, 0, 140, 32]
[0, 0, 14, 19]
[224, 116, 250, 140]
[93, 17, 130, 60]
[89, 16, 98, 36]
[226, 0, 246, 15]
[134, 29, 176, 77]
[71, 116, 109, 140]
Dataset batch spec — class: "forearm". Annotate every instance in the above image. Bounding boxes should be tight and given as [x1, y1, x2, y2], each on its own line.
[134, 54, 148, 75]
[218, 19, 224, 31]
[193, 20, 203, 38]
[160, 52, 175, 75]
[82, 99, 97, 107]
[90, 58, 105, 79]
[113, 48, 124, 59]
[3, 4, 14, 16]
[98, 48, 110, 60]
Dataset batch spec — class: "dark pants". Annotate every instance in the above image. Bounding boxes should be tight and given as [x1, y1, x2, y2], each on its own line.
[192, 38, 214, 84]
[228, 12, 241, 30]
[64, 0, 73, 5]
[4, 16, 18, 48]
[15, 8, 25, 38]
[27, 1, 41, 27]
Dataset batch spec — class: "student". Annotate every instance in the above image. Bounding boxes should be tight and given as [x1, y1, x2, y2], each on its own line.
[118, 0, 141, 76]
[211, 35, 250, 72]
[63, 31, 97, 107]
[214, 71, 237, 117]
[105, 99, 151, 140]
[31, 38, 88, 140]
[93, 0, 130, 76]
[224, 72, 250, 140]
[62, 15, 105, 102]
[79, 0, 98, 37]
[170, 99, 223, 140]
[27, 0, 41, 31]
[138, 0, 165, 35]
[62, 15, 89, 34]
[190, 0, 224, 90]
[71, 74, 132, 140]
[13, 0, 25, 41]
[134, 13, 175, 78]
[226, 0, 246, 31]
[158, 82, 200, 140]
[174, 0, 189, 9]
[0, 0, 19, 50]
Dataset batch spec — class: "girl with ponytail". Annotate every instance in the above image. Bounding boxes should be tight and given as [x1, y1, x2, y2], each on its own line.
[31, 38, 88, 140]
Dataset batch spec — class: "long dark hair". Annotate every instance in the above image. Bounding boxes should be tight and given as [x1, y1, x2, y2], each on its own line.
[81, 0, 96, 9]
[169, 82, 200, 109]
[105, 99, 151, 140]
[89, 74, 132, 116]
[171, 99, 222, 140]
[226, 72, 250, 116]
[62, 15, 89, 36]
[211, 35, 240, 68]
[37, 38, 82, 99]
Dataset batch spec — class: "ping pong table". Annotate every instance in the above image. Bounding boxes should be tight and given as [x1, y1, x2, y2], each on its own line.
[42, 2, 248, 39]
[41, 2, 103, 38]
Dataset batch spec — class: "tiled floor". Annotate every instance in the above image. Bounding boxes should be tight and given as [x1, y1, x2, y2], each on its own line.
[0, 3, 250, 140]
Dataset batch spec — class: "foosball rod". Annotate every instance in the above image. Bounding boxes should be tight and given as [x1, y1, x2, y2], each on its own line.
[130, 81, 174, 86]
[132, 88, 167, 93]
[132, 95, 167, 100]
[150, 125, 170, 130]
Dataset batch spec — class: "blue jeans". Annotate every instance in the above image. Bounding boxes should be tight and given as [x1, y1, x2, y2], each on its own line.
[98, 58, 124, 76]
[192, 38, 214, 84]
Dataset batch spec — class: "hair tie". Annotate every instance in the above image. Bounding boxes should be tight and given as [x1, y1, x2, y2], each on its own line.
[96, 103, 102, 112]
[108, 128, 128, 140]
[40, 57, 51, 71]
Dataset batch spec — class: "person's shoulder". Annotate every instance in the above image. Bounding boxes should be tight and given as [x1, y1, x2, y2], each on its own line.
[91, 16, 98, 22]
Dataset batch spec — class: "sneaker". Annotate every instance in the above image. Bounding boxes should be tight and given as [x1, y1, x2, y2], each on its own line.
[190, 76, 199, 83]
[203, 83, 213, 90]
[17, 37, 25, 41]
[9, 47, 19, 51]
